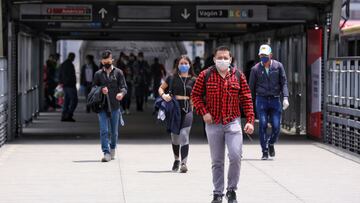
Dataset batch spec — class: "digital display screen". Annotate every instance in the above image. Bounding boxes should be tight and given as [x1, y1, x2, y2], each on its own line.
[118, 6, 171, 20]
[20, 4, 92, 22]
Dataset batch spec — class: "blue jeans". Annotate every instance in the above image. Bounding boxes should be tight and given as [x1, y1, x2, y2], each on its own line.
[98, 109, 120, 154]
[63, 87, 78, 117]
[256, 96, 282, 153]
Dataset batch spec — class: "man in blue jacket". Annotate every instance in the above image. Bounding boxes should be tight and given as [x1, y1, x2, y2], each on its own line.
[249, 44, 289, 160]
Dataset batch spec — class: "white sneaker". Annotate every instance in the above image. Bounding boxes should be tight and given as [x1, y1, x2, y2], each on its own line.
[101, 153, 111, 162]
[110, 149, 116, 160]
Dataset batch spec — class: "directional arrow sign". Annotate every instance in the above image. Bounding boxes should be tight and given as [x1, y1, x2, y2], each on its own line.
[181, 8, 191, 19]
[172, 6, 195, 23]
[93, 4, 116, 27]
[98, 8, 108, 19]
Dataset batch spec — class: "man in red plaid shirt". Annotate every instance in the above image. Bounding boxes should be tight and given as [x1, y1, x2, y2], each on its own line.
[191, 46, 254, 203]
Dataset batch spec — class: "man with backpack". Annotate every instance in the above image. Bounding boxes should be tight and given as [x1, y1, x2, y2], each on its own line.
[191, 46, 255, 203]
[249, 44, 289, 160]
[92, 50, 127, 162]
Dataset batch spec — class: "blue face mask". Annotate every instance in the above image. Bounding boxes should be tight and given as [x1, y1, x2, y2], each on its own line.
[260, 56, 270, 64]
[179, 64, 190, 73]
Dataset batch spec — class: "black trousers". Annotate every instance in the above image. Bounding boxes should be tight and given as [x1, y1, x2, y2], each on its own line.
[135, 86, 145, 111]
[122, 83, 132, 110]
[45, 86, 57, 109]
[153, 79, 161, 99]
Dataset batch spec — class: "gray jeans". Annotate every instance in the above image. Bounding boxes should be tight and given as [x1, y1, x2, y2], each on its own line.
[205, 118, 243, 195]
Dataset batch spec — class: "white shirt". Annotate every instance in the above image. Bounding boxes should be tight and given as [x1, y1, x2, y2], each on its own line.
[85, 65, 93, 83]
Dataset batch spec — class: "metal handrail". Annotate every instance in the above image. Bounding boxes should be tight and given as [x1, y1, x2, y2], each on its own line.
[328, 56, 360, 60]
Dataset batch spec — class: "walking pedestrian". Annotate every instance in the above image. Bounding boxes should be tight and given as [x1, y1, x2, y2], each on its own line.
[59, 53, 78, 122]
[45, 54, 58, 111]
[117, 52, 133, 115]
[152, 57, 166, 98]
[133, 52, 149, 111]
[80, 54, 99, 113]
[158, 55, 196, 173]
[249, 44, 289, 160]
[93, 50, 127, 162]
[191, 46, 255, 203]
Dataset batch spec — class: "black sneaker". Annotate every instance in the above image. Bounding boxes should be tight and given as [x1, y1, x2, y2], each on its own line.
[67, 117, 76, 122]
[61, 117, 76, 122]
[211, 194, 223, 203]
[226, 190, 237, 203]
[172, 160, 180, 172]
[261, 152, 269, 160]
[269, 144, 275, 157]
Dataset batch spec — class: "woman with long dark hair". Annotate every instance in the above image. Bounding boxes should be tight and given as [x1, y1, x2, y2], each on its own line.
[158, 55, 196, 173]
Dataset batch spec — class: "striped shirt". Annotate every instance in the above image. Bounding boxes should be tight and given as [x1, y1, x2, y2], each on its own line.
[191, 67, 255, 125]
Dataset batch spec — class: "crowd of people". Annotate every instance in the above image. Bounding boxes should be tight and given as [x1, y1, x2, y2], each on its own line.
[43, 44, 289, 203]
[43, 51, 206, 116]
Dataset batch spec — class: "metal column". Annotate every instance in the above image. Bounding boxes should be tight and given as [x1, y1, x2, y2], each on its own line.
[328, 0, 341, 58]
[0, 0, 3, 57]
[7, 22, 18, 140]
[0, 58, 7, 147]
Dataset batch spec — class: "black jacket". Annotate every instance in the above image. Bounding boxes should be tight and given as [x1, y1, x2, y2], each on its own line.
[46, 60, 58, 89]
[59, 59, 76, 88]
[249, 60, 289, 98]
[93, 67, 128, 111]
[134, 60, 151, 87]
[87, 85, 105, 113]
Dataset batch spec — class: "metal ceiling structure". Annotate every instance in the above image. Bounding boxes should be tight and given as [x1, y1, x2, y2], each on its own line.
[9, 0, 333, 40]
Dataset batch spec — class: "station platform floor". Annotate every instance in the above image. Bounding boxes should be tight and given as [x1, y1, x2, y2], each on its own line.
[0, 101, 359, 203]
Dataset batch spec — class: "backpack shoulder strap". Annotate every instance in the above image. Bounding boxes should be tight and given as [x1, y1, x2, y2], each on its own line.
[234, 68, 243, 92]
[204, 66, 215, 83]
[235, 69, 241, 84]
[203, 66, 215, 96]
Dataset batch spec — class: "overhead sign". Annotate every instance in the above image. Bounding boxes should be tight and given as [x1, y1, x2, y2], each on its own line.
[171, 6, 196, 23]
[117, 6, 171, 22]
[19, 4, 268, 24]
[98, 8, 108, 19]
[20, 4, 92, 22]
[182, 9, 191, 19]
[92, 4, 116, 25]
[198, 9, 228, 18]
[197, 5, 267, 23]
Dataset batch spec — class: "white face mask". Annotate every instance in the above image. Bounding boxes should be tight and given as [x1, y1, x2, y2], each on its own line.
[215, 59, 231, 71]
